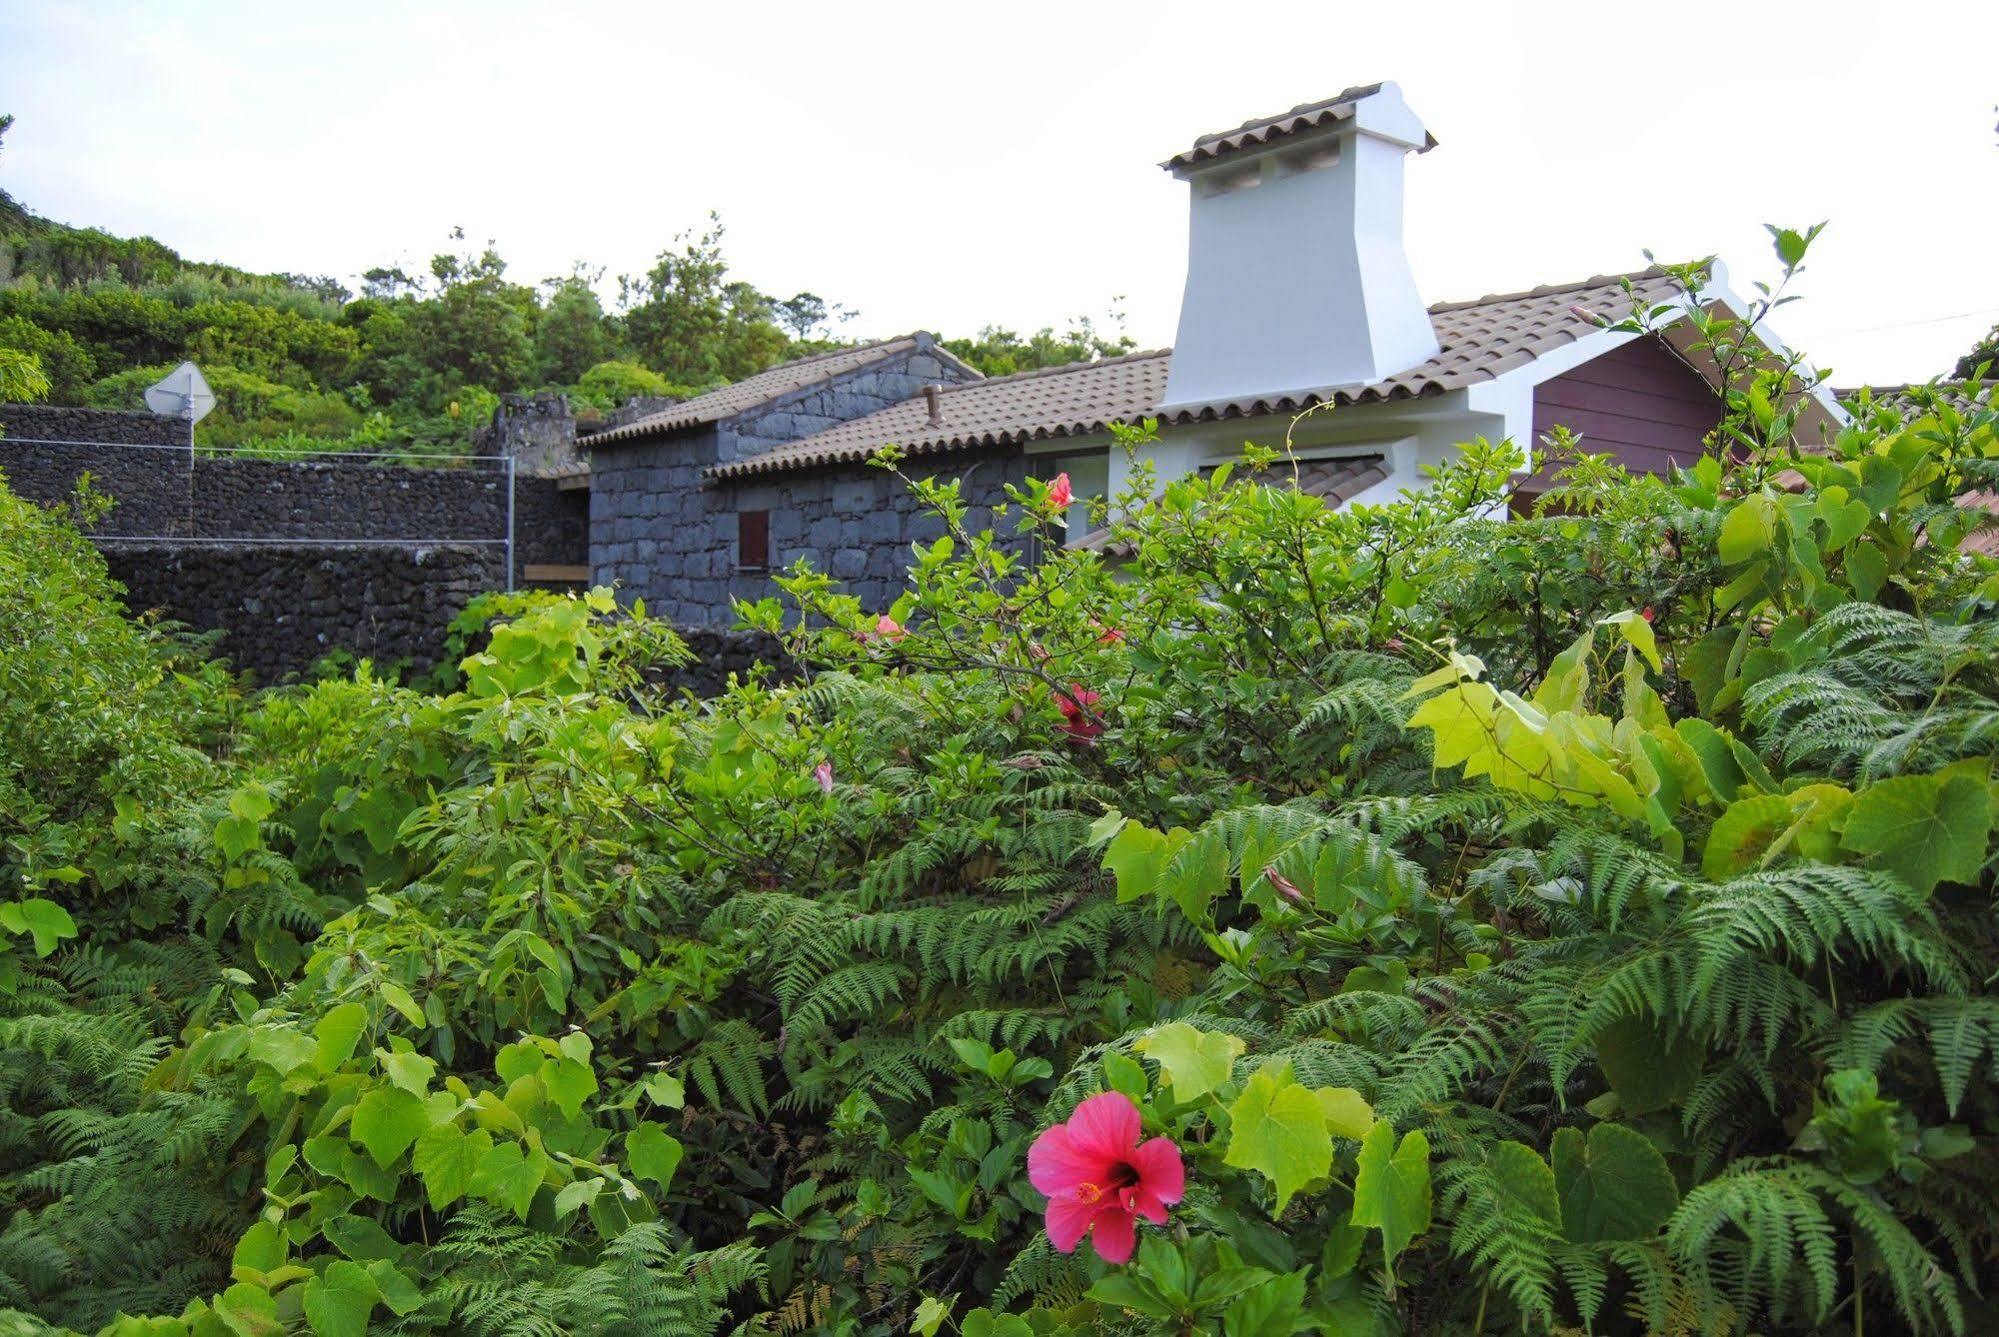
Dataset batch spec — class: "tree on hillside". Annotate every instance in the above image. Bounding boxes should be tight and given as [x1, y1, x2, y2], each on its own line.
[536, 266, 616, 385]
[618, 215, 789, 386]
[944, 304, 1136, 377]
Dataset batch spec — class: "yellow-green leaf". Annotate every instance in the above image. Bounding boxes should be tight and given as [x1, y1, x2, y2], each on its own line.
[1135, 1022, 1243, 1102]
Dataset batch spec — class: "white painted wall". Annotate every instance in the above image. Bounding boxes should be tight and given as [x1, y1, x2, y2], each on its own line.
[1160, 84, 1439, 414]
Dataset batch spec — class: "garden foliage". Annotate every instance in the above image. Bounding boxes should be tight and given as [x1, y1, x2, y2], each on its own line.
[2, 247, 1998, 1334]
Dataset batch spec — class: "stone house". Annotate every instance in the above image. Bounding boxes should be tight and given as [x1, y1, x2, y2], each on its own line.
[583, 81, 1845, 623]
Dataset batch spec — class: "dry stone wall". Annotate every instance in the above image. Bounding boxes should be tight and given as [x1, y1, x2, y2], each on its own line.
[2, 404, 585, 680]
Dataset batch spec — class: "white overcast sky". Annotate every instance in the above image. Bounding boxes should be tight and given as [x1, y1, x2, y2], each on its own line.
[3, 1, 1995, 384]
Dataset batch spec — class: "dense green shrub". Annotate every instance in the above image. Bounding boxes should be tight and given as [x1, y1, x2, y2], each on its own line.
[2, 245, 1997, 1335]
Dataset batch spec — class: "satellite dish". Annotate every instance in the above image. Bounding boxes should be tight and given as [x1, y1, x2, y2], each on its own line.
[145, 361, 216, 424]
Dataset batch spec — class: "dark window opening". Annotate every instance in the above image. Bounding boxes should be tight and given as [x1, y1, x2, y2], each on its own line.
[737, 509, 770, 571]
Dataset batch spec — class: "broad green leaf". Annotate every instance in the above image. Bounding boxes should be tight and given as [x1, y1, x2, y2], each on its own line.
[1842, 773, 1993, 895]
[471, 1139, 548, 1219]
[1718, 493, 1779, 564]
[1103, 821, 1190, 905]
[1135, 1022, 1243, 1102]
[313, 1004, 368, 1073]
[1487, 1141, 1560, 1229]
[350, 1086, 428, 1169]
[912, 1295, 953, 1337]
[1220, 1267, 1309, 1337]
[365, 1260, 423, 1315]
[542, 1055, 598, 1119]
[213, 814, 261, 861]
[230, 1220, 285, 1280]
[302, 1260, 378, 1337]
[377, 981, 426, 1028]
[1224, 1063, 1332, 1213]
[378, 1048, 436, 1096]
[213, 1283, 282, 1337]
[1702, 794, 1798, 877]
[1350, 1120, 1431, 1265]
[1551, 1123, 1679, 1242]
[320, 1213, 401, 1263]
[0, 898, 77, 957]
[1594, 1015, 1698, 1116]
[554, 1176, 603, 1218]
[411, 1122, 491, 1210]
[245, 1027, 318, 1077]
[1314, 1086, 1374, 1140]
[626, 1121, 684, 1190]
[494, 1040, 542, 1085]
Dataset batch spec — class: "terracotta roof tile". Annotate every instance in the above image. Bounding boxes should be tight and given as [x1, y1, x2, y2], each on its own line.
[1162, 84, 1437, 171]
[587, 334, 975, 447]
[708, 267, 1691, 481]
[707, 349, 1174, 480]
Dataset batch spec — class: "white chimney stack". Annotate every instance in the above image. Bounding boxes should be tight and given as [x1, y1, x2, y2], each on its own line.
[1160, 82, 1439, 414]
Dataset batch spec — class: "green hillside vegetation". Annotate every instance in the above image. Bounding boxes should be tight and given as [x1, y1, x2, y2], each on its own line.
[0, 115, 1132, 457]
[2, 232, 1998, 1335]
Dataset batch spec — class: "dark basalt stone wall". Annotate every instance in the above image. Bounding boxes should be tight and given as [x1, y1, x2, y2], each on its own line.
[2, 404, 592, 680]
[103, 542, 504, 683]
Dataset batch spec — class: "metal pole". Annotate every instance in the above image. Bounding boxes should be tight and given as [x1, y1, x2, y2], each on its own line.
[505, 454, 516, 592]
[184, 397, 196, 538]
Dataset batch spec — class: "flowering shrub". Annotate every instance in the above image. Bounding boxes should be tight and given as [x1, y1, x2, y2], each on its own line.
[3, 239, 1999, 1334]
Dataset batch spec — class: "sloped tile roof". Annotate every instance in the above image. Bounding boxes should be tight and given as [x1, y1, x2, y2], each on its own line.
[706, 349, 1174, 479]
[708, 267, 1691, 481]
[1162, 84, 1436, 171]
[587, 334, 972, 447]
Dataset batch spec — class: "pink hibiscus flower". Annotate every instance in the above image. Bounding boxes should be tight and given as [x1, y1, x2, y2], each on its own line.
[812, 761, 835, 794]
[1045, 472, 1073, 513]
[872, 614, 906, 642]
[1027, 1092, 1183, 1263]
[1056, 686, 1103, 744]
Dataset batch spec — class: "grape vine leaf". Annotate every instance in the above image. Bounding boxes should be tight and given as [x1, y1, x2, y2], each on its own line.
[626, 1121, 684, 1190]
[1551, 1123, 1679, 1242]
[350, 1085, 428, 1169]
[312, 1003, 367, 1074]
[1224, 1063, 1332, 1213]
[1136, 1022, 1243, 1102]
[1350, 1119, 1431, 1265]
[411, 1122, 491, 1210]
[1842, 773, 1993, 896]
[302, 1260, 379, 1337]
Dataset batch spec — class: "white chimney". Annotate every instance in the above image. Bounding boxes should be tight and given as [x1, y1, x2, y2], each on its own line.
[1160, 83, 1439, 413]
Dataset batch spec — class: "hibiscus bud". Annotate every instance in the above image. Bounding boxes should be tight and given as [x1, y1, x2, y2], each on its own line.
[1263, 865, 1306, 903]
[1385, 636, 1405, 653]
